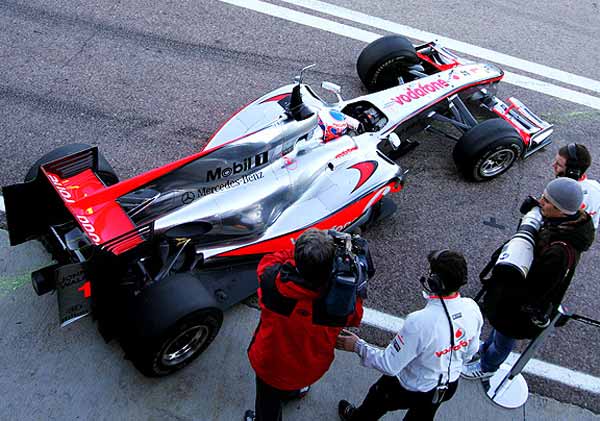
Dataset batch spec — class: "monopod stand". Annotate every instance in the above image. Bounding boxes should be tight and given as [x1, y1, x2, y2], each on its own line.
[483, 307, 565, 408]
[483, 306, 600, 408]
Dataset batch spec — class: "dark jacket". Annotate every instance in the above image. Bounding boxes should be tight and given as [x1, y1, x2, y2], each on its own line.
[248, 250, 363, 390]
[484, 211, 595, 339]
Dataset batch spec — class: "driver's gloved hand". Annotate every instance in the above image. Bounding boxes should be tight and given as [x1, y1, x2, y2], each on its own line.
[520, 195, 540, 214]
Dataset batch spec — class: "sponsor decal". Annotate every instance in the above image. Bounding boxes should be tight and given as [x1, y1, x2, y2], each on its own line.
[392, 334, 405, 352]
[391, 79, 450, 106]
[182, 191, 196, 204]
[47, 173, 76, 203]
[75, 215, 101, 244]
[56, 263, 91, 327]
[455, 328, 465, 340]
[206, 151, 268, 182]
[434, 337, 472, 357]
[335, 146, 358, 160]
[181, 171, 265, 204]
[452, 312, 462, 320]
[283, 156, 297, 170]
[331, 221, 353, 232]
[349, 161, 379, 193]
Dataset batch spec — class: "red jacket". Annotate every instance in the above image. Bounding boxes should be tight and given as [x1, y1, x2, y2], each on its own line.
[248, 250, 363, 390]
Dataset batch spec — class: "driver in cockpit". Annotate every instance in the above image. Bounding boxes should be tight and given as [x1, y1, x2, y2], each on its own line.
[317, 109, 349, 143]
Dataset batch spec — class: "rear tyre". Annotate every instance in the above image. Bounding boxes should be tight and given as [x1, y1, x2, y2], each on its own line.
[129, 309, 223, 377]
[24, 143, 119, 185]
[357, 35, 419, 92]
[120, 273, 223, 377]
[452, 118, 523, 181]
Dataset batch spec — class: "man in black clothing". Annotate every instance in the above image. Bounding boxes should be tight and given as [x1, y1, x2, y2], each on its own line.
[463, 177, 595, 379]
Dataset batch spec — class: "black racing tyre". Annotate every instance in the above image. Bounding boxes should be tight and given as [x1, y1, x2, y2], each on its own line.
[452, 118, 523, 181]
[24, 143, 119, 185]
[129, 308, 223, 377]
[120, 273, 223, 377]
[357, 35, 419, 92]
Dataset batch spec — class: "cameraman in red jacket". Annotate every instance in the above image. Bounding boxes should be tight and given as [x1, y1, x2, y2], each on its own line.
[245, 228, 364, 421]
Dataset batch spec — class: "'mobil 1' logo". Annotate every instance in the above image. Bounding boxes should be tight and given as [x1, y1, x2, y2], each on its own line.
[206, 151, 269, 182]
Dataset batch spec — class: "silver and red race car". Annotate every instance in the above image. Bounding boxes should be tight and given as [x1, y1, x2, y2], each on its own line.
[1, 35, 552, 376]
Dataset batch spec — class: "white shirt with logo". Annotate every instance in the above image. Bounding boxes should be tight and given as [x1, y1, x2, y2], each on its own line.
[579, 176, 600, 229]
[354, 294, 483, 392]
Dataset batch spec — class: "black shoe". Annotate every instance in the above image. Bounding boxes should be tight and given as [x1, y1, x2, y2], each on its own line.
[338, 400, 356, 421]
[243, 410, 255, 421]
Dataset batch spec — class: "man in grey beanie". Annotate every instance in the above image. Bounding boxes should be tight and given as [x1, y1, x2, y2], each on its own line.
[462, 177, 595, 380]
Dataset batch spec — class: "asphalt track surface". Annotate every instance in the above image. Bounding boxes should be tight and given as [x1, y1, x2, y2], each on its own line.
[1, 0, 600, 414]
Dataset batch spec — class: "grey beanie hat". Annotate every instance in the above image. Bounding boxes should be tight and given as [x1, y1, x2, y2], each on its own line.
[543, 177, 583, 215]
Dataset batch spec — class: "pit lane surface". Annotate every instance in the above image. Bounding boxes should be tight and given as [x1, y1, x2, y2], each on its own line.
[1, 0, 599, 414]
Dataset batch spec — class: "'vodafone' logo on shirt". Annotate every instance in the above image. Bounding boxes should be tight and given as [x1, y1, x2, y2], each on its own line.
[434, 329, 471, 357]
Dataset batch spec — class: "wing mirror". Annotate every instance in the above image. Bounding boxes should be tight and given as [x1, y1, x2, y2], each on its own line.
[387, 132, 401, 149]
[321, 81, 344, 103]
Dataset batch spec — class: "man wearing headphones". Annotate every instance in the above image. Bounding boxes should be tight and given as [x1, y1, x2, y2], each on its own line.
[335, 250, 483, 421]
[552, 143, 600, 229]
[463, 178, 595, 380]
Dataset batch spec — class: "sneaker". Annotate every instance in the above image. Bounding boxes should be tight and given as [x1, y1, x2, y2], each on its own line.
[283, 385, 311, 402]
[460, 361, 495, 380]
[243, 410, 255, 421]
[338, 400, 356, 421]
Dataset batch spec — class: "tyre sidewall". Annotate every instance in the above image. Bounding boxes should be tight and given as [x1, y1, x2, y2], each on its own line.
[121, 273, 223, 377]
[367, 54, 417, 91]
[146, 309, 223, 377]
[470, 140, 522, 181]
[453, 119, 523, 181]
[357, 35, 418, 91]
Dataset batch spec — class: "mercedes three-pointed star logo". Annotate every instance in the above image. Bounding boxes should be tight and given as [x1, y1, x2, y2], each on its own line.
[181, 191, 196, 204]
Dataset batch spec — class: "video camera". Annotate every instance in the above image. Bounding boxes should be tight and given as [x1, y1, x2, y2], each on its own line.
[324, 230, 375, 317]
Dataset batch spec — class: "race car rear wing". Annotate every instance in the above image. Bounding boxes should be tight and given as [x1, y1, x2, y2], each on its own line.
[3, 147, 141, 252]
[2, 147, 102, 246]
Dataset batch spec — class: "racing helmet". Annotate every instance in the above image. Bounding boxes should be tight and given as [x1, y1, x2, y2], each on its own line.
[317, 109, 348, 142]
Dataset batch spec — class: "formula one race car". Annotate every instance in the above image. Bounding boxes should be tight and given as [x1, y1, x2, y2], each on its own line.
[2, 35, 552, 377]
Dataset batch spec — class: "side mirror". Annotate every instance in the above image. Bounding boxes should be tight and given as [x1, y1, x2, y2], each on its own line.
[387, 133, 401, 149]
[321, 81, 343, 103]
[294, 64, 316, 84]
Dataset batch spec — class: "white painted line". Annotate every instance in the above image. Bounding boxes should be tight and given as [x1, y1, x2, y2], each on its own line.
[220, 0, 378, 42]
[363, 306, 600, 395]
[283, 0, 600, 95]
[0, 195, 4, 213]
[504, 353, 600, 395]
[218, 0, 600, 111]
[363, 306, 405, 332]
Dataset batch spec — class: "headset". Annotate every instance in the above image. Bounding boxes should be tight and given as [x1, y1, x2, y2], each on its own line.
[422, 249, 463, 405]
[565, 143, 582, 180]
[422, 249, 466, 296]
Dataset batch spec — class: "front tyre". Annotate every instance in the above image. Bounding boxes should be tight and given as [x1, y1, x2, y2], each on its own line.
[452, 118, 523, 181]
[357, 35, 419, 92]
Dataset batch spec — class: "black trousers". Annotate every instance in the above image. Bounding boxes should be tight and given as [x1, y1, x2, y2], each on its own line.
[349, 375, 459, 421]
[254, 376, 304, 421]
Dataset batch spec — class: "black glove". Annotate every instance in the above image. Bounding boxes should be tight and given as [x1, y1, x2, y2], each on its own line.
[519, 195, 540, 214]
